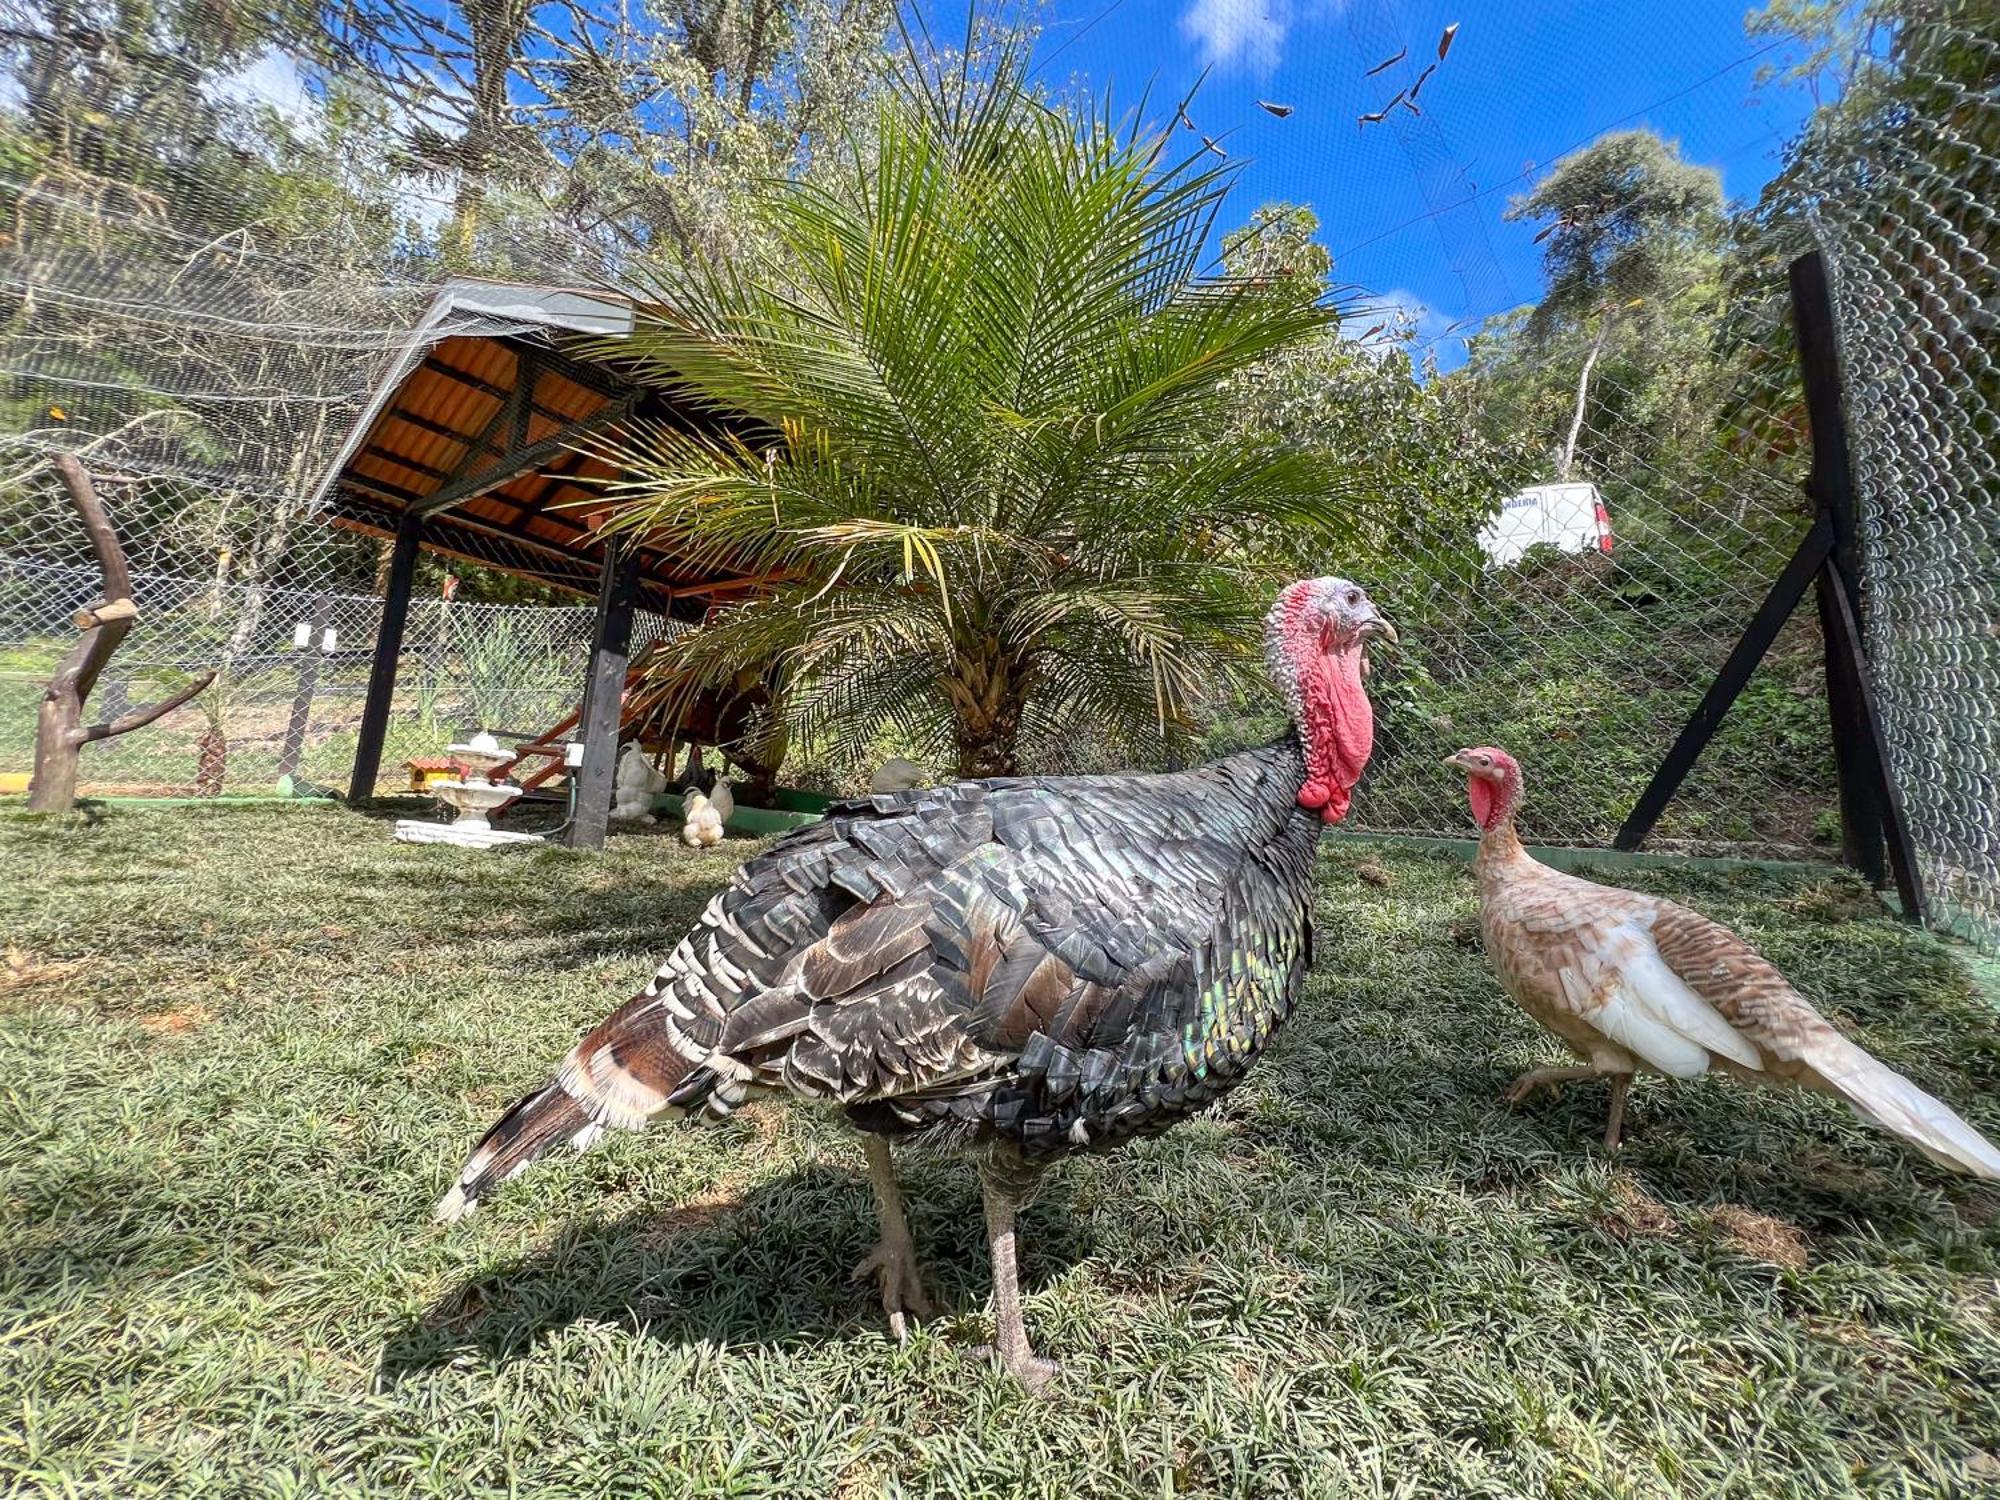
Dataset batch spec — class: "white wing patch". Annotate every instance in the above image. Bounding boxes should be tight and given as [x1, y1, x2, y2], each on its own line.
[1567, 919, 1766, 1079]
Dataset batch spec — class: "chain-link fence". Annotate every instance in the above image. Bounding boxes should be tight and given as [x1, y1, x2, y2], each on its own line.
[1, 7, 1995, 949]
[0, 546, 682, 797]
[1798, 8, 2000, 948]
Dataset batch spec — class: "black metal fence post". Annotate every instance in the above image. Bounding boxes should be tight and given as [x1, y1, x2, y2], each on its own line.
[1790, 251, 1887, 887]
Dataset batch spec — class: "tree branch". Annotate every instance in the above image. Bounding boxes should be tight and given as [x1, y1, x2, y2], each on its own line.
[48, 453, 136, 705]
[73, 671, 216, 745]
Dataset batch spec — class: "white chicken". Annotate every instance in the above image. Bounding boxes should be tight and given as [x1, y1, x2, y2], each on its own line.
[680, 786, 725, 848]
[708, 777, 735, 824]
[869, 757, 925, 794]
[611, 742, 667, 824]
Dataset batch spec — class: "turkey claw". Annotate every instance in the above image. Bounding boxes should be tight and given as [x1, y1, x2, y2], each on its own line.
[852, 1240, 932, 1343]
[1503, 1075, 1548, 1106]
[968, 1343, 1061, 1394]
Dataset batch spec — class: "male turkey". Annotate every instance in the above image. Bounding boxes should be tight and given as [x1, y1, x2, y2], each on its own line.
[437, 576, 1396, 1388]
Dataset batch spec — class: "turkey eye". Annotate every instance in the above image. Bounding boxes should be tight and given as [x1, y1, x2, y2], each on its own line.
[1345, 589, 1361, 605]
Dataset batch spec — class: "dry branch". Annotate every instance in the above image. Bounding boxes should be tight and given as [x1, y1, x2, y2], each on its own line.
[28, 456, 217, 812]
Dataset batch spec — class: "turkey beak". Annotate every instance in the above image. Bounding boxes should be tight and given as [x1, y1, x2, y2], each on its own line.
[1356, 606, 1398, 647]
[1442, 751, 1472, 772]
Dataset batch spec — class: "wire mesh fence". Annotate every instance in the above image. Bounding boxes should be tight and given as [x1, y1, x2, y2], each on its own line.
[0, 549, 679, 798]
[0, 6, 1994, 948]
[1798, 8, 2000, 948]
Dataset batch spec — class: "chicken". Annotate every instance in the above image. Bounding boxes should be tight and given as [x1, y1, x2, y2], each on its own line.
[611, 742, 667, 824]
[679, 787, 725, 848]
[869, 757, 925, 795]
[435, 577, 1396, 1389]
[1447, 746, 2000, 1176]
[706, 778, 735, 827]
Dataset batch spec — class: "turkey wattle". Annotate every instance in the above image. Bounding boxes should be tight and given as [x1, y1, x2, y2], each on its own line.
[436, 576, 1396, 1388]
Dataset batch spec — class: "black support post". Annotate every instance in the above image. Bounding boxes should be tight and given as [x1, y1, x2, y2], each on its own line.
[1792, 251, 1888, 887]
[564, 539, 639, 850]
[348, 516, 422, 802]
[1616, 251, 1925, 924]
[1614, 514, 1833, 852]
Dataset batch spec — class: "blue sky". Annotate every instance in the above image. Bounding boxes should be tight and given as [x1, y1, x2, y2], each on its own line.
[1021, 0, 1817, 365]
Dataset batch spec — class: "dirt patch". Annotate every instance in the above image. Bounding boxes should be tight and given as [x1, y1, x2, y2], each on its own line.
[1705, 1203, 1809, 1269]
[2, 944, 91, 995]
[1355, 861, 1393, 889]
[641, 1192, 743, 1243]
[138, 1003, 214, 1036]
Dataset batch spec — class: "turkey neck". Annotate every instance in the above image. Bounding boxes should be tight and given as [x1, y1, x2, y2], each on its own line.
[1473, 810, 1531, 884]
[1203, 733, 1322, 836]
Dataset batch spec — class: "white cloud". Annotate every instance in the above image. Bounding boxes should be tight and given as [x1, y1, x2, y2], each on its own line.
[1180, 0, 1290, 72]
[202, 48, 323, 139]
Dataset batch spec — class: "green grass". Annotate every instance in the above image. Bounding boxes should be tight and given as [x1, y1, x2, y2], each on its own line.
[3, 805, 1998, 1497]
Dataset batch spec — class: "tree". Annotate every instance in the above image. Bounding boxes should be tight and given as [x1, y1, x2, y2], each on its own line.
[30, 457, 214, 812]
[1218, 203, 1529, 570]
[594, 53, 1354, 778]
[1504, 131, 1724, 479]
[318, 0, 898, 275]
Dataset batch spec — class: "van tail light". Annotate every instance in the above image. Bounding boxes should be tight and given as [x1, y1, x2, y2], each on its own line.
[1594, 499, 1615, 554]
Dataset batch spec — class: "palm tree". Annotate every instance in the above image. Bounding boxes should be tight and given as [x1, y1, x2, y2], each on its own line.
[593, 49, 1355, 779]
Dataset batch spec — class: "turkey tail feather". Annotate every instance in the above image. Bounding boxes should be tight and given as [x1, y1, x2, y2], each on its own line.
[435, 1079, 602, 1223]
[436, 991, 707, 1222]
[1806, 1034, 2000, 1180]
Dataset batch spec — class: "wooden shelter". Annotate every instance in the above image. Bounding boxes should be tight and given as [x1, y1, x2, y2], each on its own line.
[310, 278, 769, 848]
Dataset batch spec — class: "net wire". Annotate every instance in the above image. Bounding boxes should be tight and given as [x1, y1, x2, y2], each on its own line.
[0, 7, 1992, 952]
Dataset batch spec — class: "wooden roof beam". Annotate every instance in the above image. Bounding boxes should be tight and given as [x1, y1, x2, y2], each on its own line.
[415, 391, 640, 519]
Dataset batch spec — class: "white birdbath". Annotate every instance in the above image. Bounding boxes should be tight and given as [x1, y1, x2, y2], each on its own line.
[394, 731, 542, 849]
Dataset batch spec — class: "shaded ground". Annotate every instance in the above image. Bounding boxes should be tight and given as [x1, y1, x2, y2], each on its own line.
[2, 803, 1997, 1497]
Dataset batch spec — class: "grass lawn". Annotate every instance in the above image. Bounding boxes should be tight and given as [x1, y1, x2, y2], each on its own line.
[3, 804, 1998, 1497]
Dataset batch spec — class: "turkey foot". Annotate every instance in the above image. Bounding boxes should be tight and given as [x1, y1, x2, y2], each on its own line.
[1503, 1064, 1596, 1106]
[857, 1135, 932, 1344]
[852, 1237, 932, 1344]
[969, 1342, 1061, 1393]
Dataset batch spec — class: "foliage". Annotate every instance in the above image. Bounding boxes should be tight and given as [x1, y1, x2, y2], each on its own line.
[1504, 131, 1725, 342]
[3, 805, 1997, 1494]
[1218, 204, 1534, 577]
[594, 55, 1356, 778]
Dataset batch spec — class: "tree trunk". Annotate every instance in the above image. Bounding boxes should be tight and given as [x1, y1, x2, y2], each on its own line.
[30, 692, 81, 812]
[946, 641, 1030, 780]
[29, 457, 215, 812]
[1557, 312, 1613, 482]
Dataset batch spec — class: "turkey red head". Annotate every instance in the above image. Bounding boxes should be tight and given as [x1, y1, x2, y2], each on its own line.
[1444, 746, 1523, 832]
[1264, 577, 1396, 825]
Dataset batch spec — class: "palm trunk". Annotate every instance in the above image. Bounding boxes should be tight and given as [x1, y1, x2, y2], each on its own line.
[1557, 311, 1613, 482]
[946, 640, 1030, 780]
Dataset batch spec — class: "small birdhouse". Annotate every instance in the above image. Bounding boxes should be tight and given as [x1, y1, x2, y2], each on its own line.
[405, 755, 464, 793]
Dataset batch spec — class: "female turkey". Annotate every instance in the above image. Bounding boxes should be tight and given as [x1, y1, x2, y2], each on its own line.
[437, 576, 1395, 1388]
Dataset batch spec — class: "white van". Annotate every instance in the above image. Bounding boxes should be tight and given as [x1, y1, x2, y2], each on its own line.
[1477, 483, 1615, 567]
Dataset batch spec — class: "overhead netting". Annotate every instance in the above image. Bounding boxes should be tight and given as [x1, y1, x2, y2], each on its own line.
[0, 5, 1993, 953]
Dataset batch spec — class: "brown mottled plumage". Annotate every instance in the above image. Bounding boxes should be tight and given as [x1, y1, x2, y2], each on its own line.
[1449, 746, 2000, 1177]
[435, 579, 1396, 1390]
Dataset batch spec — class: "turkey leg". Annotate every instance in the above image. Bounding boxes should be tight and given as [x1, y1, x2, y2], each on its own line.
[852, 1134, 932, 1343]
[1503, 1064, 1597, 1105]
[978, 1172, 1059, 1392]
[1602, 1073, 1631, 1152]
